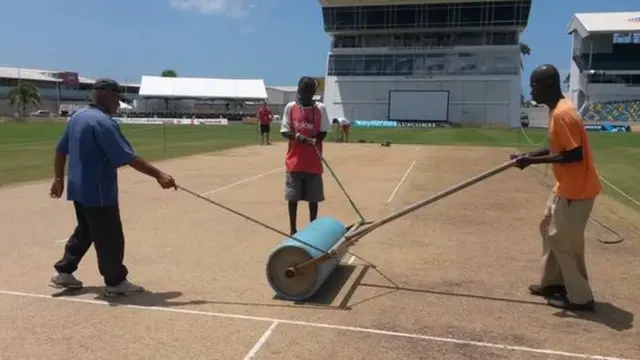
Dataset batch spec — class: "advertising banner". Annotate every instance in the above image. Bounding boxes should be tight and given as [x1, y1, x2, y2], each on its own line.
[114, 118, 229, 125]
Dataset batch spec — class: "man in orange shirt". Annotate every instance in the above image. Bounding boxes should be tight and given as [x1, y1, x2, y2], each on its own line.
[258, 102, 273, 145]
[511, 64, 601, 311]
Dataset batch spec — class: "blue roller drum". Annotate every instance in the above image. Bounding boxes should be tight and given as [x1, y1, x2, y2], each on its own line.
[266, 216, 347, 301]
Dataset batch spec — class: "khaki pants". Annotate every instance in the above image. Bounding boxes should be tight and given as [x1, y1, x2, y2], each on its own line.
[539, 193, 595, 304]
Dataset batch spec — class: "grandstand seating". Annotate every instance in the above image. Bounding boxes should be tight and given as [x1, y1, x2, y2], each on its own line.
[580, 100, 640, 123]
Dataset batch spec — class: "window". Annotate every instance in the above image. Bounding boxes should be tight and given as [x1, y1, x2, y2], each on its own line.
[395, 5, 419, 28]
[363, 6, 386, 29]
[328, 55, 338, 75]
[456, 32, 483, 46]
[322, 2, 531, 31]
[491, 31, 517, 45]
[334, 8, 356, 30]
[327, 52, 518, 76]
[352, 55, 365, 76]
[394, 55, 413, 75]
[459, 4, 482, 26]
[492, 3, 516, 24]
[333, 56, 352, 76]
[382, 55, 395, 75]
[322, 7, 333, 31]
[364, 56, 383, 75]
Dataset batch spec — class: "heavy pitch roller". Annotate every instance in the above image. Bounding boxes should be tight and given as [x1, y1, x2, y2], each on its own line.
[267, 159, 518, 300]
[266, 218, 367, 301]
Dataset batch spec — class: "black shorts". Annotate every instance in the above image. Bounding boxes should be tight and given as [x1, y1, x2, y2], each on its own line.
[285, 172, 324, 202]
[260, 124, 270, 134]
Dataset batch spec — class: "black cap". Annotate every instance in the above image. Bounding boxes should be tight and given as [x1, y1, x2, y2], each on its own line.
[93, 78, 122, 93]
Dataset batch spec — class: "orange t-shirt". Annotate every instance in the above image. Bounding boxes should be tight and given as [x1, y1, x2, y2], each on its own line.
[548, 98, 601, 199]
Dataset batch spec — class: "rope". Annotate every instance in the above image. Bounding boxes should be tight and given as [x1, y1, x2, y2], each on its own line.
[519, 127, 627, 244]
[314, 145, 366, 222]
[519, 127, 640, 208]
[177, 185, 340, 258]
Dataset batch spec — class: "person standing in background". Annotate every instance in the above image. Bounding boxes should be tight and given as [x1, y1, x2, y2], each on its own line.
[331, 118, 340, 141]
[258, 102, 273, 145]
[338, 116, 351, 143]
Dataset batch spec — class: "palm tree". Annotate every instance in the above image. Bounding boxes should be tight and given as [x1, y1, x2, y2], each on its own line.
[563, 73, 570, 91]
[160, 69, 177, 112]
[9, 82, 41, 118]
[519, 43, 531, 104]
[519, 42, 531, 70]
[161, 69, 177, 78]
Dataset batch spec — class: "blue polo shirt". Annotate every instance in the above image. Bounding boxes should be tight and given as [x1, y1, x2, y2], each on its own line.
[55, 105, 135, 207]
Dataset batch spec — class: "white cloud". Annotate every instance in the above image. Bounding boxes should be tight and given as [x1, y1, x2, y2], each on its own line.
[170, 0, 255, 18]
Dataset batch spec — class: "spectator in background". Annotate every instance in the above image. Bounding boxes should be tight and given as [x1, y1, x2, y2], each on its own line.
[258, 102, 273, 145]
[338, 116, 351, 143]
[331, 118, 340, 141]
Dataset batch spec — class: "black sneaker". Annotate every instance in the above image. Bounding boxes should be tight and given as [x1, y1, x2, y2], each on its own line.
[529, 284, 567, 297]
[547, 296, 595, 311]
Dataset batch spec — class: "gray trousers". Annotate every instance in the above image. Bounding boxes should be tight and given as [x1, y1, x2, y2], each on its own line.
[285, 172, 324, 202]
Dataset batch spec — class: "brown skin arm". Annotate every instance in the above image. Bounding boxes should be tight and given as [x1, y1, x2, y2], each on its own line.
[529, 146, 583, 164]
[54, 152, 66, 180]
[527, 147, 550, 157]
[129, 156, 164, 179]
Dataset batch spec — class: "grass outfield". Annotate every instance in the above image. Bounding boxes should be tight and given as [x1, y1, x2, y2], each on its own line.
[1, 122, 639, 211]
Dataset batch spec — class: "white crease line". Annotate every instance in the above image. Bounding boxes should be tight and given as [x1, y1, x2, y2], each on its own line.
[203, 168, 282, 195]
[347, 255, 355, 264]
[243, 321, 279, 360]
[0, 290, 633, 360]
[387, 161, 416, 203]
[53, 168, 283, 243]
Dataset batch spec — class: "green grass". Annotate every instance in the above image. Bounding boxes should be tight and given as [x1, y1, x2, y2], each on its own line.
[0, 122, 267, 185]
[1, 123, 639, 212]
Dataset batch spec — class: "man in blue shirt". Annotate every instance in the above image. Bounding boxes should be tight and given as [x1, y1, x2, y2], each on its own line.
[49, 79, 177, 297]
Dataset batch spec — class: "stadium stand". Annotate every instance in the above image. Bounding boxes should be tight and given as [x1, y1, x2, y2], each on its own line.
[567, 12, 640, 123]
[581, 99, 640, 123]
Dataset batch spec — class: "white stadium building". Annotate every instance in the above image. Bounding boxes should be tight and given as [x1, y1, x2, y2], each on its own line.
[567, 11, 640, 123]
[318, 0, 531, 128]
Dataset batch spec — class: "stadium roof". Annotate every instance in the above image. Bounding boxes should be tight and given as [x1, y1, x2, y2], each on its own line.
[0, 66, 96, 83]
[138, 75, 268, 100]
[267, 86, 298, 92]
[567, 12, 640, 37]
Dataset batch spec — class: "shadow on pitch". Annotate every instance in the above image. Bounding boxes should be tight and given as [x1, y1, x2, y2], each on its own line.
[553, 302, 634, 331]
[271, 264, 367, 310]
[351, 283, 547, 308]
[47, 264, 367, 311]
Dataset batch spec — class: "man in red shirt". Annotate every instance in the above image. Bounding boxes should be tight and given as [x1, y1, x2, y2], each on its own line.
[258, 102, 273, 145]
[280, 77, 331, 235]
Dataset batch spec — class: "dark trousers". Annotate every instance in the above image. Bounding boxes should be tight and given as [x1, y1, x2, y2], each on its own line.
[54, 202, 128, 286]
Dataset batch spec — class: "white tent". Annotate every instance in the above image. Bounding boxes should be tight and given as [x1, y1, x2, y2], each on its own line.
[138, 75, 268, 100]
[119, 101, 133, 110]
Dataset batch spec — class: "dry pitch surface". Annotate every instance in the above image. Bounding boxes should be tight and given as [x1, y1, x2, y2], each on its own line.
[0, 142, 638, 360]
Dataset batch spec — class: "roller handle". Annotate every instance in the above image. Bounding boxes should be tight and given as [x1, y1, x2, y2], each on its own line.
[342, 159, 518, 245]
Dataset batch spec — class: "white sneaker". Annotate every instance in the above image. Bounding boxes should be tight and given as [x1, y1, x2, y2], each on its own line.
[104, 279, 145, 297]
[50, 273, 83, 289]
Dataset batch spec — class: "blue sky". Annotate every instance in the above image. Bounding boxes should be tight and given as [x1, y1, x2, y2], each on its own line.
[0, 0, 637, 92]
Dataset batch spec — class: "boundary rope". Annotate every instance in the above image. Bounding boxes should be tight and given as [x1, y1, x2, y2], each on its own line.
[518, 127, 636, 244]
